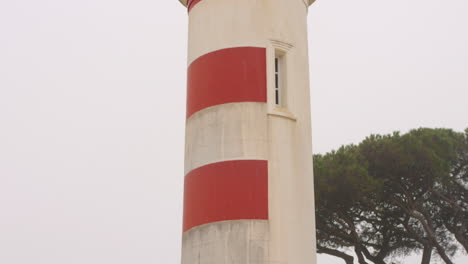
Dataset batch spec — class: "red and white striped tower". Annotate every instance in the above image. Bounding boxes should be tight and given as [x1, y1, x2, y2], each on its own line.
[178, 1, 317, 264]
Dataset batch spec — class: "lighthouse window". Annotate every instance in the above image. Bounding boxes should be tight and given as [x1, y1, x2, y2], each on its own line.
[275, 57, 281, 105]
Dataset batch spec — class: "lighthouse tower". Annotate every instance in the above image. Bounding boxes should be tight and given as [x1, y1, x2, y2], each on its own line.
[179, 0, 317, 264]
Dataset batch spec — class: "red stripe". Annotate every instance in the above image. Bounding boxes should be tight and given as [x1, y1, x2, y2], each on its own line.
[186, 47, 267, 118]
[183, 160, 268, 232]
[187, 0, 202, 12]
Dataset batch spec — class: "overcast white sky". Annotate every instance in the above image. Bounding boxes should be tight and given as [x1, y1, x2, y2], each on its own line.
[0, 0, 466, 264]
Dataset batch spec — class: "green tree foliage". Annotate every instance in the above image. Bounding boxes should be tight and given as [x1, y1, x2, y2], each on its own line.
[314, 128, 468, 264]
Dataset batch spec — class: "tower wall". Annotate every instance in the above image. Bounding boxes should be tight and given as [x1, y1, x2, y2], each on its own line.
[180, 1, 316, 264]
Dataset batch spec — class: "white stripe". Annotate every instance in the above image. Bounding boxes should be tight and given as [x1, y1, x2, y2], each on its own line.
[182, 220, 269, 264]
[184, 102, 268, 175]
[187, 0, 308, 65]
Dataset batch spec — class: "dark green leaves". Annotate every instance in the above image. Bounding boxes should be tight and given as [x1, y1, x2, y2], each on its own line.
[314, 128, 468, 264]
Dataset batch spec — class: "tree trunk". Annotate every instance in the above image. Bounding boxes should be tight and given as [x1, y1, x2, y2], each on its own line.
[368, 255, 387, 264]
[454, 230, 468, 253]
[317, 245, 354, 264]
[448, 219, 468, 253]
[354, 246, 369, 264]
[408, 210, 454, 264]
[361, 245, 388, 264]
[421, 244, 432, 264]
[431, 189, 468, 252]
[434, 242, 454, 264]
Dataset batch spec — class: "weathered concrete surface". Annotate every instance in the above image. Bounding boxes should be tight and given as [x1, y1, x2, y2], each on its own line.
[185, 102, 268, 175]
[182, 220, 269, 264]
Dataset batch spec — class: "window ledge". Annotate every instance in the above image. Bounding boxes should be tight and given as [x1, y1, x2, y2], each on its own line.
[268, 108, 297, 122]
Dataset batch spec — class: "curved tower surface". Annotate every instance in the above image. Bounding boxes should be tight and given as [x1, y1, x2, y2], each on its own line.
[178, 1, 317, 264]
